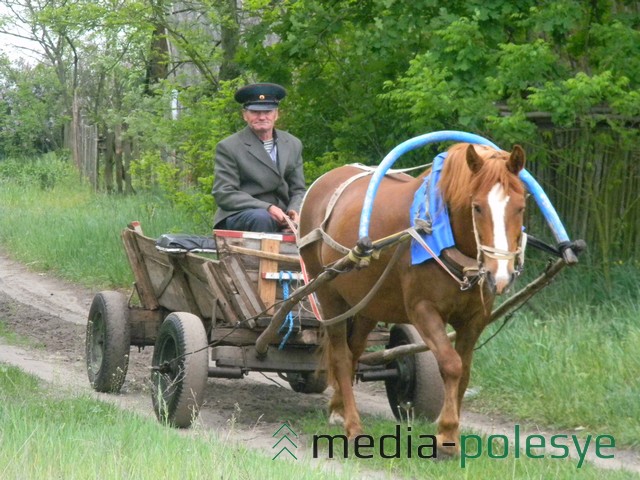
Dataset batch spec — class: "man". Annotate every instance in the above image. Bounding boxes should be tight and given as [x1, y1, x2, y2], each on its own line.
[212, 83, 306, 232]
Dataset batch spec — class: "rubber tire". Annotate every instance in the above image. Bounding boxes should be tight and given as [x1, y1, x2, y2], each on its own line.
[151, 312, 209, 428]
[288, 372, 328, 394]
[86, 291, 131, 393]
[384, 324, 444, 421]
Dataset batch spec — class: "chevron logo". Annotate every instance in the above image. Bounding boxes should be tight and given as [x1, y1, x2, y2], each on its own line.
[272, 422, 299, 460]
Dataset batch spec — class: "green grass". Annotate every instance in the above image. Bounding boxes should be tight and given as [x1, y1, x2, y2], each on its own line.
[298, 413, 637, 479]
[0, 364, 353, 480]
[0, 178, 206, 289]
[470, 298, 640, 448]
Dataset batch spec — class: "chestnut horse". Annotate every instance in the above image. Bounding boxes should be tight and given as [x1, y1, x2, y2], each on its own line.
[298, 143, 526, 456]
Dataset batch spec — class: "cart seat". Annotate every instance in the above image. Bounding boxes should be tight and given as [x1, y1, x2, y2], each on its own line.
[155, 233, 217, 253]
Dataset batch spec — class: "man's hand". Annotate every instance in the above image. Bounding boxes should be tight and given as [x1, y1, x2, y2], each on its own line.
[267, 205, 288, 226]
[287, 210, 300, 224]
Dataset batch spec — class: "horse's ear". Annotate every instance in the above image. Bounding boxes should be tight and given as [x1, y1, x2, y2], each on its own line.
[508, 145, 526, 174]
[466, 144, 484, 174]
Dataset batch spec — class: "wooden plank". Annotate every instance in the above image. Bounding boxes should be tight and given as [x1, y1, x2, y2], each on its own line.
[203, 261, 239, 324]
[121, 228, 159, 310]
[180, 255, 216, 320]
[128, 308, 165, 346]
[226, 244, 300, 264]
[258, 238, 280, 313]
[166, 255, 204, 318]
[222, 256, 266, 316]
[209, 261, 254, 321]
[211, 345, 319, 372]
[211, 326, 319, 346]
[262, 272, 304, 280]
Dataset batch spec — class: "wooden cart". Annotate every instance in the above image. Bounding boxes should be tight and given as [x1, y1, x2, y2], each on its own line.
[85, 222, 435, 427]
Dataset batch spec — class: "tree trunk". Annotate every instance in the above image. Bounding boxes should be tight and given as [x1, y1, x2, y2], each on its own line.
[104, 130, 115, 193]
[219, 0, 240, 81]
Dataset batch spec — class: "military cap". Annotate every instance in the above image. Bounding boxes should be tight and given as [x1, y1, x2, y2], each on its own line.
[234, 83, 286, 111]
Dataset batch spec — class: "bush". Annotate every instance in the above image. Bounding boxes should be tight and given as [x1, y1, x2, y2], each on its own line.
[0, 152, 75, 190]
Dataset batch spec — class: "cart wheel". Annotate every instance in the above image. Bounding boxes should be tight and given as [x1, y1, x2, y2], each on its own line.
[86, 291, 131, 393]
[384, 324, 444, 421]
[151, 312, 208, 428]
[287, 372, 328, 394]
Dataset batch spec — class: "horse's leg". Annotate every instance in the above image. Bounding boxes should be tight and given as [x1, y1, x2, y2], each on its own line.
[323, 321, 363, 438]
[453, 321, 486, 412]
[316, 291, 363, 438]
[409, 302, 462, 456]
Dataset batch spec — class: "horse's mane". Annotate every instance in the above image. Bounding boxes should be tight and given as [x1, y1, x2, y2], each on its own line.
[438, 143, 525, 212]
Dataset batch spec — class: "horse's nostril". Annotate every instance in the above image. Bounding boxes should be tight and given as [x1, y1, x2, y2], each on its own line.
[484, 272, 497, 292]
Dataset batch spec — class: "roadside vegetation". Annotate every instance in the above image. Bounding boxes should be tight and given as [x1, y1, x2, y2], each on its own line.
[299, 414, 635, 479]
[0, 364, 351, 480]
[0, 154, 207, 289]
[470, 257, 640, 448]
[0, 156, 638, 479]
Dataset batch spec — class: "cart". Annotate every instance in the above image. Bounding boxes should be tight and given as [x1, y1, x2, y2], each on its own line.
[86, 222, 438, 427]
[85, 131, 585, 428]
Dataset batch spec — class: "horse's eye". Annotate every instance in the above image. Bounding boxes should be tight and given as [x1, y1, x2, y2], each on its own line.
[473, 204, 482, 214]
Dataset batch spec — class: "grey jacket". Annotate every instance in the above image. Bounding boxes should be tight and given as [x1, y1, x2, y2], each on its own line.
[212, 126, 306, 227]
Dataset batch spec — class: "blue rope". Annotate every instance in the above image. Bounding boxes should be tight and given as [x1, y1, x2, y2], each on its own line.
[278, 271, 295, 349]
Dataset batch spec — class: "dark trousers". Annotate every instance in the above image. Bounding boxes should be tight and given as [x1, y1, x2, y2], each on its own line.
[215, 208, 280, 233]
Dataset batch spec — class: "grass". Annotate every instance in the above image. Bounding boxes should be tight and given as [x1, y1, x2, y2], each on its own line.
[0, 178, 206, 290]
[0, 364, 354, 480]
[470, 298, 640, 448]
[1, 362, 634, 480]
[298, 413, 638, 479]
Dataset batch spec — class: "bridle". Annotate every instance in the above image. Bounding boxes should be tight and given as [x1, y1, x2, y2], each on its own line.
[470, 195, 526, 276]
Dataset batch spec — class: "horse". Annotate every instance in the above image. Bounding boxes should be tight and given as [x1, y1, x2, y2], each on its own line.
[298, 142, 526, 456]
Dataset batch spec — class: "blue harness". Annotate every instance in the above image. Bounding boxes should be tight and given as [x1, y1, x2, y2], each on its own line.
[410, 152, 455, 265]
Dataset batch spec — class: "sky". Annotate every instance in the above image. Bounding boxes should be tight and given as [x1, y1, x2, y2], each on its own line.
[0, 3, 43, 64]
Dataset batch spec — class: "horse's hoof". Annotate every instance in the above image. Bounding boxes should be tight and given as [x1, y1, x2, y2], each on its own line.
[346, 426, 363, 441]
[328, 411, 345, 426]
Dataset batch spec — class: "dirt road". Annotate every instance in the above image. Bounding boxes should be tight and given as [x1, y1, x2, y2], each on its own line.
[0, 250, 637, 475]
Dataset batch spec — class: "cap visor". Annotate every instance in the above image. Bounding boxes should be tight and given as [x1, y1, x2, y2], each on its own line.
[244, 103, 278, 111]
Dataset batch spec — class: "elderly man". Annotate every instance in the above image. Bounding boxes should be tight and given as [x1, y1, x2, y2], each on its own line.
[212, 83, 306, 232]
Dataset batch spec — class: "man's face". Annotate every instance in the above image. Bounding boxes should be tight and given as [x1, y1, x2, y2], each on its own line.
[243, 108, 279, 136]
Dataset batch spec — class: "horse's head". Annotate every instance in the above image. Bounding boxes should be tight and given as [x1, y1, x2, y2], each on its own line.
[441, 143, 527, 294]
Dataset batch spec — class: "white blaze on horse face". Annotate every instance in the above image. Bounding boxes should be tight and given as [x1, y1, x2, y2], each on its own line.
[488, 183, 511, 287]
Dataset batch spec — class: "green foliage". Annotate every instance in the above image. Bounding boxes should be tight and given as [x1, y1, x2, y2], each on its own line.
[0, 62, 66, 157]
[1, 0, 639, 265]
[0, 152, 75, 189]
[126, 79, 245, 226]
[0, 367, 350, 479]
[528, 71, 639, 127]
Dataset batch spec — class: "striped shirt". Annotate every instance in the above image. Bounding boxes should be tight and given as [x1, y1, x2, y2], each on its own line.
[262, 138, 278, 163]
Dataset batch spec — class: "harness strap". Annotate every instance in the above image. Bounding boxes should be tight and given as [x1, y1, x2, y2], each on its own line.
[297, 169, 374, 253]
[316, 241, 408, 327]
[407, 228, 475, 289]
[440, 248, 481, 278]
[283, 215, 323, 322]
